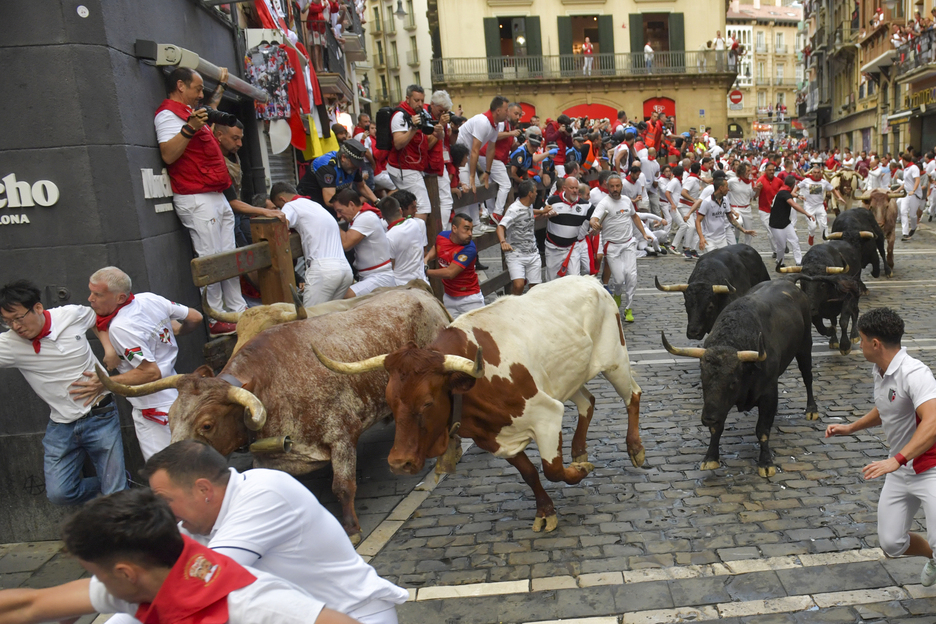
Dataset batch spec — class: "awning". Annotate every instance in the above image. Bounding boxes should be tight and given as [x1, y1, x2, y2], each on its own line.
[344, 33, 367, 63]
[888, 110, 913, 121]
[860, 49, 895, 74]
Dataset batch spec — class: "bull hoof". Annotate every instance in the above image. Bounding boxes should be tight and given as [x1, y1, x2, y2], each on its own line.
[805, 410, 820, 421]
[533, 514, 559, 533]
[829, 341, 839, 350]
[839, 348, 851, 356]
[573, 453, 589, 463]
[628, 447, 646, 468]
[758, 466, 777, 478]
[571, 461, 595, 476]
[700, 460, 720, 471]
[348, 532, 362, 546]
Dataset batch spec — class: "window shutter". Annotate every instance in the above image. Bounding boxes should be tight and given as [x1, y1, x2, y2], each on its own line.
[526, 16, 542, 57]
[557, 16, 573, 54]
[484, 18, 501, 58]
[668, 13, 684, 52]
[597, 15, 614, 54]
[629, 14, 643, 53]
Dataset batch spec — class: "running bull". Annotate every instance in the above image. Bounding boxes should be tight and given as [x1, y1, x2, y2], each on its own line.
[828, 207, 890, 278]
[662, 279, 818, 477]
[655, 244, 771, 339]
[853, 187, 903, 273]
[310, 276, 645, 533]
[96, 287, 451, 543]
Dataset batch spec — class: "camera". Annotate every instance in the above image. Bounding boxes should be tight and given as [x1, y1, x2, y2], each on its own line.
[416, 109, 436, 134]
[449, 115, 467, 127]
[203, 107, 238, 127]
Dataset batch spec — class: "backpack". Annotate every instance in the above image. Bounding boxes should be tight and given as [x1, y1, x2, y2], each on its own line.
[375, 106, 401, 152]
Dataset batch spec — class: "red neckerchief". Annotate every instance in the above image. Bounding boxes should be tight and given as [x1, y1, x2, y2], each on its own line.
[95, 293, 135, 332]
[399, 100, 417, 116]
[387, 217, 407, 229]
[483, 110, 497, 128]
[688, 173, 701, 179]
[739, 177, 752, 184]
[134, 536, 256, 624]
[627, 175, 638, 184]
[352, 203, 383, 225]
[809, 174, 823, 181]
[32, 311, 52, 354]
[560, 193, 578, 207]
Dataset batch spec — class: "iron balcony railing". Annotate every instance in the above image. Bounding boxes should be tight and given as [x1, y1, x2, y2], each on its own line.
[383, 17, 396, 35]
[431, 51, 736, 83]
[897, 28, 936, 75]
[323, 26, 347, 81]
[406, 49, 420, 66]
[387, 50, 400, 70]
[775, 44, 788, 54]
[755, 76, 771, 85]
[404, 13, 417, 30]
[755, 43, 769, 54]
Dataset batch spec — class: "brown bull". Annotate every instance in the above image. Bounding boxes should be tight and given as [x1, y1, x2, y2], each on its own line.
[97, 287, 450, 543]
[311, 277, 645, 533]
[856, 188, 902, 271]
[827, 169, 864, 215]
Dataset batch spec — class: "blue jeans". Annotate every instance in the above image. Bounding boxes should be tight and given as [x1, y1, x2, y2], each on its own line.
[43, 404, 127, 505]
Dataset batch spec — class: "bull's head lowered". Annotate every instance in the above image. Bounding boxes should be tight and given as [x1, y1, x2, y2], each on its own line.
[95, 365, 267, 454]
[655, 276, 735, 340]
[311, 341, 484, 474]
[854, 188, 904, 227]
[661, 331, 766, 427]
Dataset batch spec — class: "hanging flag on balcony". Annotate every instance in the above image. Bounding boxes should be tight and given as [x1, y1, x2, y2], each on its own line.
[254, 0, 299, 45]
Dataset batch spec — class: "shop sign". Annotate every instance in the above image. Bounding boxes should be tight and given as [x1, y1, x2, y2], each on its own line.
[0, 174, 60, 226]
[141, 168, 174, 213]
[904, 86, 936, 110]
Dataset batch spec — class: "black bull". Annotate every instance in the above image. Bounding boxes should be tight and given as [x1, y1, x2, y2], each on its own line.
[829, 208, 890, 277]
[662, 280, 818, 477]
[655, 244, 771, 339]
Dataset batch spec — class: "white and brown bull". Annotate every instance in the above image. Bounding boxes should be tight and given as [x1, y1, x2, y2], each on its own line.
[854, 188, 902, 271]
[96, 287, 451, 543]
[826, 169, 864, 215]
[311, 276, 645, 533]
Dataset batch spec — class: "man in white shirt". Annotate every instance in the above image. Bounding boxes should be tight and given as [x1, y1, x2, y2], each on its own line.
[639, 147, 662, 216]
[589, 174, 653, 323]
[727, 162, 757, 245]
[796, 166, 836, 245]
[924, 151, 936, 221]
[695, 177, 753, 253]
[455, 96, 511, 226]
[0, 281, 126, 505]
[71, 267, 202, 459]
[380, 191, 429, 286]
[825, 308, 936, 588]
[270, 182, 354, 306]
[497, 180, 548, 295]
[867, 156, 888, 190]
[900, 152, 923, 240]
[333, 189, 396, 297]
[0, 488, 360, 624]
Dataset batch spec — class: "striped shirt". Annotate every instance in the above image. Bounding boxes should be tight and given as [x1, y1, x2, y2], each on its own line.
[545, 193, 593, 248]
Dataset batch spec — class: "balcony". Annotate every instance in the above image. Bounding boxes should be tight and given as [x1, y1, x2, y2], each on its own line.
[404, 13, 417, 31]
[383, 17, 397, 36]
[387, 50, 400, 70]
[755, 43, 769, 54]
[374, 51, 386, 69]
[406, 49, 420, 66]
[755, 76, 770, 86]
[775, 44, 788, 55]
[431, 51, 738, 83]
[370, 20, 382, 35]
[896, 28, 936, 80]
[774, 77, 797, 86]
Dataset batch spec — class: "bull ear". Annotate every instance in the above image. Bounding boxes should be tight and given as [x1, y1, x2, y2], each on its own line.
[447, 372, 478, 395]
[194, 365, 215, 378]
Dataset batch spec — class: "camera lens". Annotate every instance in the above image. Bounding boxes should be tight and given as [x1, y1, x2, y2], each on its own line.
[203, 107, 238, 127]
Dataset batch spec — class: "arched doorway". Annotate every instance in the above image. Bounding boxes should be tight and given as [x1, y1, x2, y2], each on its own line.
[562, 103, 618, 122]
[643, 97, 675, 123]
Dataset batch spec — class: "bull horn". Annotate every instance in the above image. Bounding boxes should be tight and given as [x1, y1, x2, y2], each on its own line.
[887, 190, 906, 198]
[825, 232, 843, 240]
[712, 282, 736, 294]
[310, 343, 388, 375]
[737, 333, 767, 362]
[779, 266, 803, 273]
[826, 265, 848, 274]
[442, 346, 484, 379]
[661, 331, 706, 359]
[201, 289, 241, 324]
[859, 231, 876, 239]
[290, 284, 307, 321]
[95, 364, 183, 397]
[226, 386, 266, 430]
[854, 192, 869, 201]
[249, 436, 292, 453]
[655, 276, 689, 292]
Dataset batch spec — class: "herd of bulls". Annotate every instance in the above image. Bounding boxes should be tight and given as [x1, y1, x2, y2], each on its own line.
[93, 206, 899, 541]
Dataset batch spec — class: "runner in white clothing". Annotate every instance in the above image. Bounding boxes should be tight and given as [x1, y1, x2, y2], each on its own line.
[925, 152, 936, 221]
[695, 177, 754, 253]
[334, 189, 396, 297]
[796, 166, 835, 245]
[726, 163, 757, 245]
[900, 153, 924, 239]
[497, 180, 549, 295]
[271, 183, 354, 306]
[0, 488, 360, 624]
[380, 192, 430, 286]
[70, 267, 202, 460]
[589, 174, 653, 323]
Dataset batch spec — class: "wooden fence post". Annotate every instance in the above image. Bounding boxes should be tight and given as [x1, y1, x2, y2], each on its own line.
[423, 174, 445, 300]
[250, 216, 296, 304]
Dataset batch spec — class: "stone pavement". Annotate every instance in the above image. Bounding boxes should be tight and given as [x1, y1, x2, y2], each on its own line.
[5, 217, 936, 624]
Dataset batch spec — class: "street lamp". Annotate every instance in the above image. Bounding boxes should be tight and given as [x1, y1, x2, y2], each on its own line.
[394, 0, 407, 19]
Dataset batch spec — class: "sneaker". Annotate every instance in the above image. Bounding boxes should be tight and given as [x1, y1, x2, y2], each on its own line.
[613, 294, 622, 308]
[646, 250, 658, 257]
[476, 260, 489, 271]
[808, 235, 814, 246]
[683, 249, 694, 259]
[772, 252, 777, 259]
[910, 228, 917, 237]
[776, 260, 785, 272]
[668, 244, 679, 253]
[690, 250, 700, 259]
[929, 214, 933, 222]
[624, 308, 635, 323]
[922, 559, 936, 587]
[209, 321, 237, 336]
[659, 247, 668, 255]
[902, 235, 911, 242]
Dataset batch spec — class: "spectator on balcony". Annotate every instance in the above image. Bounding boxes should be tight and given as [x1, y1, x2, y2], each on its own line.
[387, 84, 434, 220]
[714, 30, 727, 71]
[644, 41, 654, 73]
[305, 0, 326, 71]
[698, 41, 713, 72]
[582, 37, 595, 76]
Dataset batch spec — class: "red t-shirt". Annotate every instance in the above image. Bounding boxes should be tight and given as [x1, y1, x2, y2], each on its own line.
[436, 231, 480, 297]
[757, 174, 784, 213]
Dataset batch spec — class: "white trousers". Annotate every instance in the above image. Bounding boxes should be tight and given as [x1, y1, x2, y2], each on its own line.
[806, 206, 828, 239]
[648, 193, 662, 217]
[771, 223, 803, 266]
[671, 204, 698, 250]
[457, 162, 488, 224]
[304, 258, 354, 306]
[735, 209, 756, 246]
[439, 168, 453, 228]
[759, 211, 776, 253]
[373, 170, 396, 191]
[505, 251, 543, 283]
[701, 233, 729, 253]
[900, 195, 923, 235]
[605, 240, 638, 309]
[131, 405, 172, 460]
[928, 188, 936, 216]
[173, 192, 247, 314]
[583, 56, 594, 75]
[877, 468, 936, 558]
[545, 240, 589, 281]
[489, 160, 512, 218]
[351, 267, 396, 296]
[443, 292, 485, 318]
[386, 165, 432, 214]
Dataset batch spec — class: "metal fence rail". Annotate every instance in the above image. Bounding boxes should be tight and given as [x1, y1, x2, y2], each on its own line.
[897, 28, 936, 75]
[432, 50, 735, 83]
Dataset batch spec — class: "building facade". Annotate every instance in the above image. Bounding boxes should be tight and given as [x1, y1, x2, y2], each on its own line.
[727, 0, 802, 140]
[360, 0, 434, 109]
[426, 0, 737, 136]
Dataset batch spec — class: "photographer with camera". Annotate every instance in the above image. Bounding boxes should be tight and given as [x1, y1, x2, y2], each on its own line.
[544, 115, 575, 180]
[387, 85, 434, 219]
[154, 67, 245, 335]
[425, 90, 455, 229]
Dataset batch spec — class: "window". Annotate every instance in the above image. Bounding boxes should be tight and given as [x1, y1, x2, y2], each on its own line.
[642, 14, 669, 52]
[391, 40, 398, 65]
[498, 17, 528, 56]
[413, 71, 421, 85]
[393, 75, 402, 99]
[376, 41, 385, 65]
[777, 92, 785, 105]
[571, 15, 601, 53]
[775, 32, 784, 48]
[776, 64, 784, 80]
[410, 36, 418, 52]
[756, 30, 765, 49]
[380, 75, 388, 97]
[406, 0, 414, 19]
[373, 6, 381, 28]
[758, 91, 766, 107]
[757, 61, 765, 79]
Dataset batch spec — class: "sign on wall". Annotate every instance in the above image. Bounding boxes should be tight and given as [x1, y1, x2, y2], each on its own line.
[0, 174, 60, 226]
[141, 168, 174, 213]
